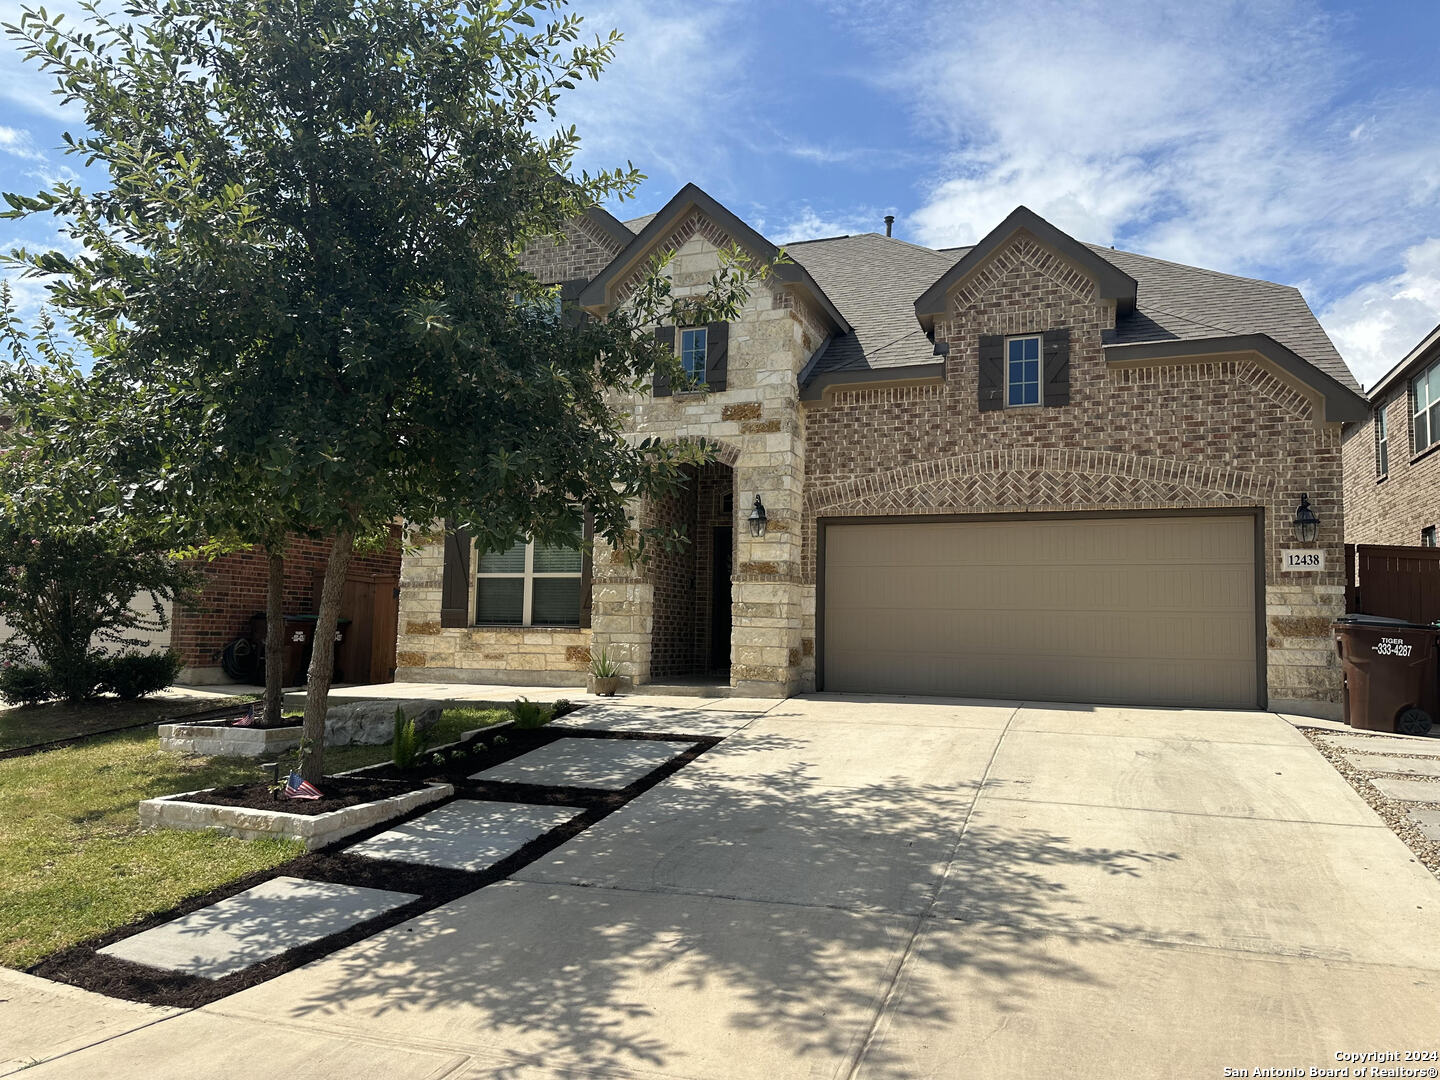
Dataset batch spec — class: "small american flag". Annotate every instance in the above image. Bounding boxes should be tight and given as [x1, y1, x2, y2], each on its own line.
[232, 704, 258, 727]
[283, 771, 322, 800]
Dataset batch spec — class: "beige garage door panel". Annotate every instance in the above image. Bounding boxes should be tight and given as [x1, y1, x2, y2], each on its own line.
[823, 516, 1258, 708]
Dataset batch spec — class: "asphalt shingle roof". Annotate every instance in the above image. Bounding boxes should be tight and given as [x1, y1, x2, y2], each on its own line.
[619, 213, 1358, 393]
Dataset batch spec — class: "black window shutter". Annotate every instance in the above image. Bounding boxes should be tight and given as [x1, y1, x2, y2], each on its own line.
[1042, 327, 1071, 406]
[440, 519, 471, 628]
[579, 511, 594, 629]
[977, 335, 1004, 412]
[560, 279, 588, 329]
[705, 322, 729, 390]
[653, 326, 675, 397]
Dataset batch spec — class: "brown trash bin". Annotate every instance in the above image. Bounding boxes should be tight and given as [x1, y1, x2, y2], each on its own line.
[1333, 615, 1437, 735]
[250, 614, 318, 687]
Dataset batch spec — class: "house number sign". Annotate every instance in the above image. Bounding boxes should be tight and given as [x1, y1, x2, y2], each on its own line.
[1281, 549, 1325, 572]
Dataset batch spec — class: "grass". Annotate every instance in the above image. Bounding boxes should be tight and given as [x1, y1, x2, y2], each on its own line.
[0, 705, 508, 970]
[0, 693, 257, 753]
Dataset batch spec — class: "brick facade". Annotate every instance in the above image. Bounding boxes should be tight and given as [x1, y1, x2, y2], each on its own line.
[802, 232, 1347, 712]
[1342, 343, 1440, 546]
[172, 533, 402, 682]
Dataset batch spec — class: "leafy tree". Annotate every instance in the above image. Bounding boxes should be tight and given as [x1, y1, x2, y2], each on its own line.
[0, 390, 192, 701]
[1, 0, 768, 779]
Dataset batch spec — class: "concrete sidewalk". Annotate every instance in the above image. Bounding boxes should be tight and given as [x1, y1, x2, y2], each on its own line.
[9, 695, 1440, 1078]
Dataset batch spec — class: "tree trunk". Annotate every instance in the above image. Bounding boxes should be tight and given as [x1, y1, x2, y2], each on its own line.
[299, 530, 354, 783]
[263, 547, 285, 726]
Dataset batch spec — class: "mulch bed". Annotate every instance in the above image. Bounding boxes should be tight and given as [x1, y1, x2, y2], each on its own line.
[179, 775, 429, 815]
[31, 714, 720, 1008]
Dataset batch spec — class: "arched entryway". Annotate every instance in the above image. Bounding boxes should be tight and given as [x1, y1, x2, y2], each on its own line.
[647, 459, 736, 683]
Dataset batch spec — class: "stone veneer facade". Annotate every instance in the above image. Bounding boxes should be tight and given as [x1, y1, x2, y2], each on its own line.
[396, 213, 1348, 715]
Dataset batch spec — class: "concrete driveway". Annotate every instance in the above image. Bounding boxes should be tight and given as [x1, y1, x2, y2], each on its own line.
[15, 696, 1440, 1079]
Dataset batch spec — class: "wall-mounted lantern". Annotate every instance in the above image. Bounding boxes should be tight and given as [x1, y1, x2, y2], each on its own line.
[1293, 494, 1320, 543]
[747, 494, 768, 538]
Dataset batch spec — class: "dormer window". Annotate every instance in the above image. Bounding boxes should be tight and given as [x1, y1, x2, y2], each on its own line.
[1006, 335, 1041, 407]
[681, 327, 708, 384]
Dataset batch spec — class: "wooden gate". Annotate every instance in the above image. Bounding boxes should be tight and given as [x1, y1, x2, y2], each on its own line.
[312, 571, 400, 684]
[1346, 544, 1440, 623]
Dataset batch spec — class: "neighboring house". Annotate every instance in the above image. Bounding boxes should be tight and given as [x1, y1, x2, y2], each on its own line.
[396, 185, 1366, 718]
[1342, 321, 1440, 547]
[172, 535, 403, 685]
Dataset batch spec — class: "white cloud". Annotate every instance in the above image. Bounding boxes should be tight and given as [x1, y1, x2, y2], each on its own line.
[547, 1, 752, 199]
[0, 125, 46, 162]
[824, 0, 1440, 380]
[1320, 238, 1440, 389]
[765, 204, 896, 245]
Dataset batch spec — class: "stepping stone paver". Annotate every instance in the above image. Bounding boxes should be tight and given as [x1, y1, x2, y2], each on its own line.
[472, 737, 694, 790]
[1367, 776, 1440, 804]
[344, 800, 584, 871]
[1406, 808, 1440, 842]
[1319, 734, 1440, 758]
[98, 876, 418, 979]
[1341, 752, 1440, 778]
[551, 704, 758, 737]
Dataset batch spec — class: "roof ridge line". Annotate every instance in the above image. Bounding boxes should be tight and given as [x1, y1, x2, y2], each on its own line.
[1090, 242, 1294, 291]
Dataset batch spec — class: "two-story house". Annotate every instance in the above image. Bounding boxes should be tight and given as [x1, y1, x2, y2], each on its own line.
[395, 184, 1366, 718]
[1342, 321, 1440, 547]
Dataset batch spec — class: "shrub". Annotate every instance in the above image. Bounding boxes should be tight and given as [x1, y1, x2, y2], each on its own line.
[392, 708, 424, 769]
[95, 651, 183, 700]
[552, 698, 578, 718]
[589, 646, 618, 679]
[0, 661, 55, 706]
[510, 696, 552, 730]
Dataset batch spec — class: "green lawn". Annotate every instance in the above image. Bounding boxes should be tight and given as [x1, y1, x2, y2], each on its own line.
[0, 705, 507, 970]
[0, 693, 257, 753]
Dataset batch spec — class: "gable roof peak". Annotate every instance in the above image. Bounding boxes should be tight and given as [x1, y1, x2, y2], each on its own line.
[577, 183, 850, 334]
[914, 205, 1138, 329]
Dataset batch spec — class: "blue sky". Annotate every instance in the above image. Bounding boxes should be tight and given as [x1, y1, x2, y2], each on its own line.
[2, 0, 1438, 387]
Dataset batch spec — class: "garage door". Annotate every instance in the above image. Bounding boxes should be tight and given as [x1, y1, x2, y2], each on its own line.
[821, 515, 1259, 708]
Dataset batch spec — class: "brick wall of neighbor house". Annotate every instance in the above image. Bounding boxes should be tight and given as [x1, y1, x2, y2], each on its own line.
[171, 534, 402, 681]
[1343, 391, 1440, 546]
[802, 231, 1348, 714]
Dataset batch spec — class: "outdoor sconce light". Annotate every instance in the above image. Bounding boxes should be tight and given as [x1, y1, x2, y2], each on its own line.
[747, 494, 769, 538]
[1293, 494, 1320, 543]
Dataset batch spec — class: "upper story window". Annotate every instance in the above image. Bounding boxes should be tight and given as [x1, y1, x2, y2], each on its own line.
[474, 540, 582, 627]
[1413, 358, 1440, 455]
[1423, 526, 1438, 548]
[1376, 402, 1389, 477]
[681, 327, 708, 383]
[1006, 335, 1041, 407]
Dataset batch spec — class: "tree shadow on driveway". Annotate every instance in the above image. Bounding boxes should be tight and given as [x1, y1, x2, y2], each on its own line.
[218, 730, 1186, 1079]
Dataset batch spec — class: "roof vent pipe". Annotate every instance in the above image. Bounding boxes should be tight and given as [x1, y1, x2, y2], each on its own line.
[884, 214, 895, 237]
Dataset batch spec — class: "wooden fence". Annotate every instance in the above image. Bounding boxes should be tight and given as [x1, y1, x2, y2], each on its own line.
[1346, 544, 1440, 623]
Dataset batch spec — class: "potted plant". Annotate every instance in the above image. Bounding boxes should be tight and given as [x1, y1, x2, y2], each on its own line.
[588, 646, 621, 696]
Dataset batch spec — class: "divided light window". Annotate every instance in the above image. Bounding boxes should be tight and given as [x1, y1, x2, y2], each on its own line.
[474, 540, 582, 627]
[681, 327, 708, 384]
[1006, 334, 1041, 407]
[1376, 403, 1388, 477]
[1413, 359, 1440, 454]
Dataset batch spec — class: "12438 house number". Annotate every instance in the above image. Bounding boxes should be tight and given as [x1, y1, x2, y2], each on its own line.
[1281, 549, 1325, 572]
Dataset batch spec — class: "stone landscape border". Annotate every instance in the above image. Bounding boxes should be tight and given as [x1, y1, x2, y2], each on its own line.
[139, 781, 453, 850]
[157, 717, 303, 757]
